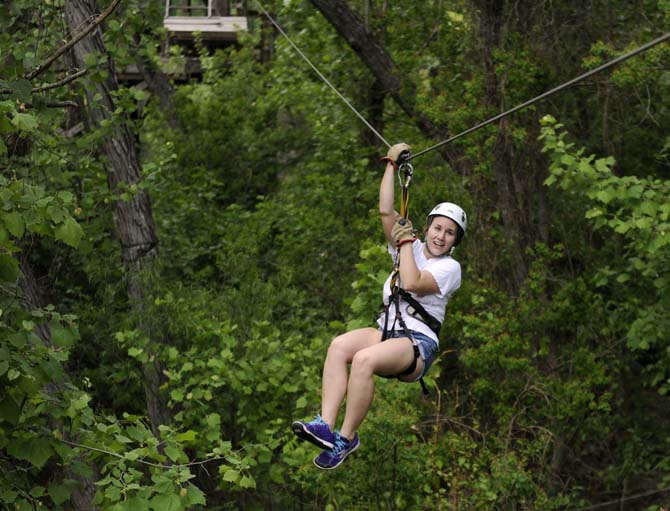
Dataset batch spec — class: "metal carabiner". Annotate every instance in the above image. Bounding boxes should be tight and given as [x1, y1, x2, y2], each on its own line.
[397, 161, 414, 188]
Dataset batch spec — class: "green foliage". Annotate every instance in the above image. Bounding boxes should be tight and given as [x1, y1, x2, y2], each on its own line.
[541, 115, 670, 393]
[0, 174, 84, 250]
[2, 1, 670, 510]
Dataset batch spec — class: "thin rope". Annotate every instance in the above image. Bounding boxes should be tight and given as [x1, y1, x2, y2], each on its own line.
[410, 31, 670, 161]
[254, 0, 391, 148]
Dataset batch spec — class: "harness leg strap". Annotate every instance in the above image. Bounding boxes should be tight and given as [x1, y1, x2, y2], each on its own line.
[378, 285, 431, 395]
[398, 344, 420, 376]
[399, 344, 429, 396]
[377, 344, 429, 395]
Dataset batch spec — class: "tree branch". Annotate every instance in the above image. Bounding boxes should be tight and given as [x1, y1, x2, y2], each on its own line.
[58, 437, 274, 470]
[45, 101, 79, 108]
[308, 0, 460, 165]
[22, 100, 80, 108]
[0, 69, 87, 98]
[24, 0, 122, 81]
[32, 68, 88, 92]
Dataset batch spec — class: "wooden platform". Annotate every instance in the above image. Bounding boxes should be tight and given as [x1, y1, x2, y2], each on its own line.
[118, 58, 203, 83]
[163, 16, 248, 40]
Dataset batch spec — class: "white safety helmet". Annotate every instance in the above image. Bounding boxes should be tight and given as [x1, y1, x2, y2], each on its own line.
[427, 202, 467, 245]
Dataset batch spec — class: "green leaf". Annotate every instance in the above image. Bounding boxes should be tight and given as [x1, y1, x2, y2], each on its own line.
[175, 429, 198, 442]
[240, 475, 256, 489]
[222, 469, 240, 483]
[128, 347, 144, 358]
[205, 413, 221, 428]
[616, 273, 631, 283]
[70, 394, 91, 411]
[182, 484, 206, 506]
[29, 486, 46, 497]
[121, 496, 150, 511]
[639, 200, 659, 217]
[594, 157, 613, 173]
[47, 205, 67, 224]
[56, 191, 74, 203]
[124, 449, 140, 461]
[0, 254, 19, 282]
[560, 154, 575, 166]
[11, 113, 38, 132]
[48, 480, 73, 505]
[54, 217, 84, 248]
[83, 52, 98, 68]
[150, 492, 182, 511]
[3, 211, 25, 238]
[6, 79, 32, 103]
[50, 323, 77, 347]
[70, 460, 95, 479]
[0, 225, 9, 245]
[0, 395, 21, 426]
[164, 443, 186, 463]
[595, 189, 613, 204]
[1, 489, 17, 504]
[7, 437, 54, 469]
[169, 388, 184, 402]
[126, 425, 149, 442]
[41, 359, 65, 382]
[578, 159, 595, 175]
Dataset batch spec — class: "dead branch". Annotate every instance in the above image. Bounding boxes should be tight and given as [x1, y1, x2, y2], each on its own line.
[1, 69, 87, 97]
[24, 0, 122, 81]
[46, 101, 79, 108]
[22, 101, 79, 108]
[33, 69, 88, 92]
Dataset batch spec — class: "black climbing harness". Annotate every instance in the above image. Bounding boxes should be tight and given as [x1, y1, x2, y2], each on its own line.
[378, 284, 442, 396]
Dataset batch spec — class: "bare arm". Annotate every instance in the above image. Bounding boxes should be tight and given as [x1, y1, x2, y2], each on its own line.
[379, 143, 410, 244]
[380, 161, 400, 244]
[379, 143, 439, 295]
[397, 243, 440, 295]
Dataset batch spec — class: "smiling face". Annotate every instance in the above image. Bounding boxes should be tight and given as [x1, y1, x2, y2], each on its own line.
[424, 215, 458, 258]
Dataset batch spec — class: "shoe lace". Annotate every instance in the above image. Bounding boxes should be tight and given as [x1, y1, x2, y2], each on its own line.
[331, 435, 348, 454]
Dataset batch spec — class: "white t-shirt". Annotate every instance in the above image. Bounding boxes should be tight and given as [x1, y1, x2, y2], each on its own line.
[376, 240, 461, 346]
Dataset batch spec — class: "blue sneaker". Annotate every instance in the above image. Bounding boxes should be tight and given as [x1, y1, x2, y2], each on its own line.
[313, 432, 359, 470]
[291, 415, 336, 450]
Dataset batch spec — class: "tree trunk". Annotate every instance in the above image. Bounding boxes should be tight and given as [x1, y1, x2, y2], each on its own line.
[476, 5, 569, 489]
[17, 253, 100, 511]
[63, 0, 171, 436]
[477, 0, 529, 294]
[309, 0, 461, 166]
[129, 0, 179, 130]
[132, 33, 179, 130]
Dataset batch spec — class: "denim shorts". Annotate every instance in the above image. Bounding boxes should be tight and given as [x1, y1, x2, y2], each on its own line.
[383, 329, 439, 381]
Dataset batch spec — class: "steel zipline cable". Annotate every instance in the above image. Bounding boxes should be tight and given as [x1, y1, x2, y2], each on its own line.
[256, 1, 669, 160]
[255, 1, 391, 148]
[409, 31, 670, 161]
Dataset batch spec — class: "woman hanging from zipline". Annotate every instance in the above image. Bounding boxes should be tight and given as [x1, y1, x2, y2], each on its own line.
[292, 142, 467, 469]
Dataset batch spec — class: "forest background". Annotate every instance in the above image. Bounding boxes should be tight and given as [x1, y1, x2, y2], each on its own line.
[1, 0, 670, 510]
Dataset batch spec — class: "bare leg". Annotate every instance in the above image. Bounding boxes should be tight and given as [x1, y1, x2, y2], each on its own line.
[339, 337, 422, 440]
[320, 328, 381, 428]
